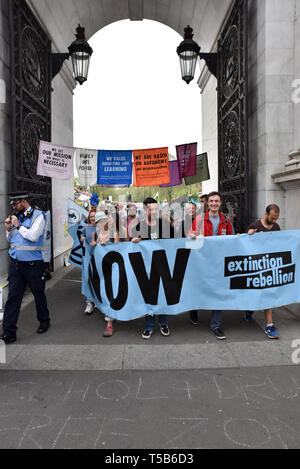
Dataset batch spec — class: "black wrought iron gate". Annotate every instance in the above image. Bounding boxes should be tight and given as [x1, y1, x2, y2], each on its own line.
[218, 0, 249, 234]
[9, 0, 52, 212]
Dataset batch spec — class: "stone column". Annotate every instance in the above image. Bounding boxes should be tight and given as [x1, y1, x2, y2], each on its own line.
[270, 0, 300, 230]
[248, 0, 295, 227]
[272, 151, 300, 229]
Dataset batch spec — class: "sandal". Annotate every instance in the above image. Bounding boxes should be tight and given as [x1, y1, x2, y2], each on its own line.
[103, 324, 114, 337]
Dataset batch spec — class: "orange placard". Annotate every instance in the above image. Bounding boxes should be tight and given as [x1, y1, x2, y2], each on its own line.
[133, 147, 170, 187]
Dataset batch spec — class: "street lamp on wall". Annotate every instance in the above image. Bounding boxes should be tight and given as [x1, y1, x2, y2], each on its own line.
[177, 26, 218, 84]
[51, 25, 93, 85]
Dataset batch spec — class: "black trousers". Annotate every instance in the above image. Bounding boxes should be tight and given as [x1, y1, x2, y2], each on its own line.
[3, 259, 50, 337]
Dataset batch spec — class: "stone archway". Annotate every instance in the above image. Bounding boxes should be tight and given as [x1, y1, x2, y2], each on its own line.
[20, 0, 243, 268]
[27, 0, 233, 68]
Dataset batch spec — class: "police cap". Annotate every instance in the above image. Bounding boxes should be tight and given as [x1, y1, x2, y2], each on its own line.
[9, 191, 29, 207]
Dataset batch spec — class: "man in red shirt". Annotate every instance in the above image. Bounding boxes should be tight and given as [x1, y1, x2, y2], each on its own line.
[188, 192, 233, 339]
[245, 204, 281, 339]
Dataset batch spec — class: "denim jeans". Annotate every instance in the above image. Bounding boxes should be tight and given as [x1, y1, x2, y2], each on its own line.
[146, 314, 167, 331]
[210, 311, 222, 332]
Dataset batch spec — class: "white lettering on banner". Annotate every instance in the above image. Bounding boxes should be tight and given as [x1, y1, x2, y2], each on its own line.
[0, 340, 6, 364]
[225, 251, 295, 290]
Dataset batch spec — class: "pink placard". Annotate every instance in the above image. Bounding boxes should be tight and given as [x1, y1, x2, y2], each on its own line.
[37, 141, 75, 180]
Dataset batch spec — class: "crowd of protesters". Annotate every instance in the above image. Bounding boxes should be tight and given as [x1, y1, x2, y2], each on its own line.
[77, 192, 282, 341]
[1, 190, 283, 344]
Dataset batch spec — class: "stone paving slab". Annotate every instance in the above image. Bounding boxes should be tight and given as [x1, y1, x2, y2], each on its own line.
[0, 340, 298, 371]
[227, 341, 296, 368]
[0, 345, 124, 371]
[123, 343, 238, 370]
[0, 344, 26, 366]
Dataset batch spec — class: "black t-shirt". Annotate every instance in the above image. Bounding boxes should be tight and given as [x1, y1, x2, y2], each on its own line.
[133, 218, 174, 240]
[247, 220, 281, 233]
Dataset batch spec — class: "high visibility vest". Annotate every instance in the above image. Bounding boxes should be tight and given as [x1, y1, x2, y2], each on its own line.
[9, 209, 45, 262]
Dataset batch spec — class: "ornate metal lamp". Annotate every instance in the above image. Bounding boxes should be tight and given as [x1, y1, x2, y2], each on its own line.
[177, 26, 218, 84]
[51, 25, 93, 85]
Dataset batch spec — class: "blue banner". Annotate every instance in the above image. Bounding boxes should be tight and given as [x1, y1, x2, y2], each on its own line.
[97, 150, 132, 185]
[70, 229, 300, 321]
[68, 223, 85, 268]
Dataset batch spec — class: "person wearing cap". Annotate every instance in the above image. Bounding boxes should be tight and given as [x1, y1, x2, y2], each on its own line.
[91, 210, 121, 337]
[1, 192, 51, 344]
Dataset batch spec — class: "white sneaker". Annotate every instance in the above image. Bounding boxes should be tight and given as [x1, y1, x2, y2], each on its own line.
[84, 302, 94, 315]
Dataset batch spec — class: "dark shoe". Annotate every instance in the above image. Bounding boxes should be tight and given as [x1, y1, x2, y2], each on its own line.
[244, 311, 254, 323]
[212, 328, 226, 340]
[142, 329, 154, 340]
[0, 334, 17, 344]
[159, 324, 170, 337]
[190, 310, 198, 325]
[37, 323, 50, 334]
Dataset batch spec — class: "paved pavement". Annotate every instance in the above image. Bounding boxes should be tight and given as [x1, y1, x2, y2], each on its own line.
[1, 266, 300, 449]
[0, 265, 299, 371]
[0, 367, 300, 449]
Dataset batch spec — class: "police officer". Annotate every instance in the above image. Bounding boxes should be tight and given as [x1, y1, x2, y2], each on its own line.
[0, 192, 51, 344]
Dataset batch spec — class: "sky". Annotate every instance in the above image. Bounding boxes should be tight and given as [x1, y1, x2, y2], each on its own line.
[73, 19, 202, 157]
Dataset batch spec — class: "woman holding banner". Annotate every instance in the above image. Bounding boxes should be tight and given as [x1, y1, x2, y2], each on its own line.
[91, 210, 123, 337]
[80, 209, 97, 315]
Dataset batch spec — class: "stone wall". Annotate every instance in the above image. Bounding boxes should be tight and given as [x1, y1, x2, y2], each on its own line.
[201, 75, 219, 195]
[51, 74, 74, 271]
[26, 0, 76, 268]
[0, 0, 74, 279]
[248, 0, 296, 228]
[0, 0, 10, 278]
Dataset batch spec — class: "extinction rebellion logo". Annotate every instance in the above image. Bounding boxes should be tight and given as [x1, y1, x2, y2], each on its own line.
[225, 251, 295, 290]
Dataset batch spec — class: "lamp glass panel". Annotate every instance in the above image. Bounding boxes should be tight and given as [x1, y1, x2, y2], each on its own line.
[179, 51, 197, 82]
[71, 51, 90, 82]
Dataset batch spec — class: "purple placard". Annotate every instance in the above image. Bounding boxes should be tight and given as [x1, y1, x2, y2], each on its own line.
[160, 160, 182, 188]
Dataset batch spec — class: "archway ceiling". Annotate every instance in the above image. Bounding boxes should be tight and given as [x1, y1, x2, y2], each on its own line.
[28, 0, 233, 54]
